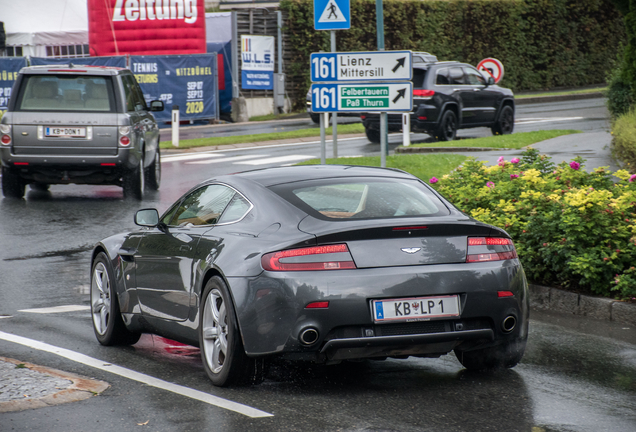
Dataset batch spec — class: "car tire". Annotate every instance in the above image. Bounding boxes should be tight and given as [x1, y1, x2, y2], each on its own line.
[90, 252, 141, 346]
[365, 127, 381, 144]
[123, 158, 145, 200]
[199, 276, 265, 387]
[491, 105, 514, 136]
[145, 147, 161, 191]
[435, 110, 457, 142]
[454, 338, 527, 371]
[310, 113, 331, 124]
[1, 166, 25, 199]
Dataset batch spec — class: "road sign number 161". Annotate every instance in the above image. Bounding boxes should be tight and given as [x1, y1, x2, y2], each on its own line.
[312, 56, 336, 80]
[312, 86, 336, 109]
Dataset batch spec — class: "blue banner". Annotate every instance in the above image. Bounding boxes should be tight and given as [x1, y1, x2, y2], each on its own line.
[30, 56, 127, 68]
[130, 54, 218, 123]
[0, 57, 28, 114]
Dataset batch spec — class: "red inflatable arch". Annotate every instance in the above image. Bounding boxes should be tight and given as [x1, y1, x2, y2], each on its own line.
[88, 0, 206, 56]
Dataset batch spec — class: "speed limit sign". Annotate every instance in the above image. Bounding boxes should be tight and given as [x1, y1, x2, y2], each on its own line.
[477, 58, 504, 83]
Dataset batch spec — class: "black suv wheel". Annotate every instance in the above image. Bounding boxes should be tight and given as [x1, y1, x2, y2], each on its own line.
[491, 105, 514, 135]
[365, 127, 381, 144]
[436, 110, 457, 141]
[1, 166, 25, 199]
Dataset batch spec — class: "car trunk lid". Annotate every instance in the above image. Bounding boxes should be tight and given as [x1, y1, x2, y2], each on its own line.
[298, 217, 503, 268]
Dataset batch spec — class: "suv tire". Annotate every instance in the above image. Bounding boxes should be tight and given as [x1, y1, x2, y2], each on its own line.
[123, 159, 145, 200]
[145, 147, 161, 191]
[2, 166, 26, 199]
[436, 110, 457, 141]
[365, 127, 381, 144]
[491, 105, 514, 136]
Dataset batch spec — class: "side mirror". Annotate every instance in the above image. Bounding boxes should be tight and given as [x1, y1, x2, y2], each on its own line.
[150, 100, 164, 112]
[135, 208, 159, 227]
[487, 77, 495, 86]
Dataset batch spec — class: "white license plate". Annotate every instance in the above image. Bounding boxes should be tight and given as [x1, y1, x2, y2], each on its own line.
[45, 127, 86, 138]
[372, 295, 460, 323]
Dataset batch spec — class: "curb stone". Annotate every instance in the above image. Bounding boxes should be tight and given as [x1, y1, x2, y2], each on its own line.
[528, 284, 636, 326]
[0, 356, 109, 413]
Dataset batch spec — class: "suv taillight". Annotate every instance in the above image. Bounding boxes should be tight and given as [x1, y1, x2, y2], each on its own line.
[413, 89, 435, 99]
[466, 237, 518, 263]
[262, 244, 357, 271]
[1, 134, 10, 145]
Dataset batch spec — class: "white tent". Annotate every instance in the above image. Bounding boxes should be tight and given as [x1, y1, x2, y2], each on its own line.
[1, 0, 88, 57]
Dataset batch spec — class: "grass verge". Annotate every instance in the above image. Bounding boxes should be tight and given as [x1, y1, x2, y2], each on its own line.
[297, 153, 468, 181]
[516, 86, 607, 99]
[160, 123, 365, 149]
[407, 130, 581, 149]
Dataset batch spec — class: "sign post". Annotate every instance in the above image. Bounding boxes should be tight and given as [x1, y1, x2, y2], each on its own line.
[314, 0, 350, 163]
[310, 50, 412, 166]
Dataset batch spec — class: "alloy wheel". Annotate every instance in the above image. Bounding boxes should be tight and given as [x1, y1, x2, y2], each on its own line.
[202, 289, 228, 374]
[91, 262, 111, 336]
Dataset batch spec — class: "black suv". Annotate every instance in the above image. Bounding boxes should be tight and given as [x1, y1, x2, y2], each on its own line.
[361, 60, 514, 142]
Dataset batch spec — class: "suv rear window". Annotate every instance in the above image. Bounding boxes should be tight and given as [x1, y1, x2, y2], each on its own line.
[412, 68, 427, 88]
[270, 177, 449, 220]
[16, 75, 116, 112]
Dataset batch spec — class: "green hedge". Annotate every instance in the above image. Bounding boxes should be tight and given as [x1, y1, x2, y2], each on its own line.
[430, 148, 636, 299]
[281, 0, 626, 110]
[612, 107, 636, 171]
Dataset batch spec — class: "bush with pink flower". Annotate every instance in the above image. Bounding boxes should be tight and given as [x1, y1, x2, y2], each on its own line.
[428, 147, 636, 300]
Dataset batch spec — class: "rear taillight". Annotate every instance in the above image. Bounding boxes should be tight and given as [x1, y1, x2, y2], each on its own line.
[1, 134, 10, 145]
[413, 89, 435, 98]
[466, 237, 517, 263]
[262, 244, 357, 271]
[360, 115, 366, 120]
[119, 136, 130, 146]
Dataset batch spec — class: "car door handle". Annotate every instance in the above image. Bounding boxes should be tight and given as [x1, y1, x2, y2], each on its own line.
[179, 245, 192, 252]
[473, 88, 481, 92]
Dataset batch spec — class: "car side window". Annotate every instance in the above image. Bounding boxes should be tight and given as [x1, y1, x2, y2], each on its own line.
[122, 75, 146, 112]
[464, 67, 486, 86]
[218, 193, 252, 224]
[449, 67, 464, 85]
[169, 185, 236, 226]
[436, 68, 450, 85]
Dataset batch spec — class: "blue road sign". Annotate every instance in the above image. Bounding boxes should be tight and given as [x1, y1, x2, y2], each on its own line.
[314, 0, 351, 31]
[310, 51, 412, 82]
[311, 82, 413, 113]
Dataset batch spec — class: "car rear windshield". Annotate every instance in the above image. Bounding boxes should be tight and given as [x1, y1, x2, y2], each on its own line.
[16, 74, 116, 112]
[412, 68, 427, 88]
[270, 177, 449, 220]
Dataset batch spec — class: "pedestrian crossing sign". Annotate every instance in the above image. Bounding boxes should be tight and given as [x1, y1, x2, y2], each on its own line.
[314, 0, 351, 30]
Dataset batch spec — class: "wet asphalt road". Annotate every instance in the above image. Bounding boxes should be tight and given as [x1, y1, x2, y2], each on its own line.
[1, 97, 635, 431]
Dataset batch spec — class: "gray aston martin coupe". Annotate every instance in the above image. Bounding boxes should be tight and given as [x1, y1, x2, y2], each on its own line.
[90, 165, 529, 386]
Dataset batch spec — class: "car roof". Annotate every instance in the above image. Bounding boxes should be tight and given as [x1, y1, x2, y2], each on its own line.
[19, 64, 128, 76]
[218, 165, 417, 187]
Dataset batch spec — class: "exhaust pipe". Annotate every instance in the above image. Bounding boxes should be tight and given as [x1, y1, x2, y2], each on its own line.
[299, 327, 319, 345]
[502, 315, 517, 333]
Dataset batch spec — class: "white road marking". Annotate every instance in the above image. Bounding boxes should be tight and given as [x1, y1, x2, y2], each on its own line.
[0, 316, 12, 319]
[515, 116, 584, 125]
[162, 153, 224, 163]
[0, 331, 273, 418]
[236, 155, 316, 165]
[18, 305, 91, 314]
[186, 155, 268, 165]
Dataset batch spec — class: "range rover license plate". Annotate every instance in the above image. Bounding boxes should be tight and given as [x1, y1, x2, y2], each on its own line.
[372, 295, 460, 323]
[45, 127, 86, 138]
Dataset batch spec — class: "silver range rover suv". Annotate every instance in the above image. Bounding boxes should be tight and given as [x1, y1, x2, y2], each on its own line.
[0, 65, 164, 199]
